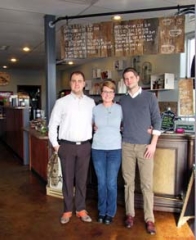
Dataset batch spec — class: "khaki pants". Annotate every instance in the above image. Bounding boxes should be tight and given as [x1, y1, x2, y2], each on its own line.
[122, 142, 155, 222]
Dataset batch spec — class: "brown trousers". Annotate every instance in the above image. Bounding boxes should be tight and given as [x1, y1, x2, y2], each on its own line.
[58, 141, 91, 212]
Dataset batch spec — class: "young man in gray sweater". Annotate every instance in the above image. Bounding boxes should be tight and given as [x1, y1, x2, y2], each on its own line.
[119, 67, 162, 235]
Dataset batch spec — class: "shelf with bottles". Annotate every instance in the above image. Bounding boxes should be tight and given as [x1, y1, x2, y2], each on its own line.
[150, 73, 174, 91]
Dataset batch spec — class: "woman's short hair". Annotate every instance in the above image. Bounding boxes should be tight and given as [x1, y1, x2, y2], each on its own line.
[100, 80, 116, 92]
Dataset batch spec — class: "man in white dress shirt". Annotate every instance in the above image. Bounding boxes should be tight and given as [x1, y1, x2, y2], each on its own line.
[48, 71, 95, 224]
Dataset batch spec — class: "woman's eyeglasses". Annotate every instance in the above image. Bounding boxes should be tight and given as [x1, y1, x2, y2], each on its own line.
[102, 91, 114, 95]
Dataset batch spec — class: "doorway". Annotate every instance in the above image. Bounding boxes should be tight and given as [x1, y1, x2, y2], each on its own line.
[17, 85, 41, 120]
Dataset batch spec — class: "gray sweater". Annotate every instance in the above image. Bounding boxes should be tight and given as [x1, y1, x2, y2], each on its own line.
[119, 91, 162, 144]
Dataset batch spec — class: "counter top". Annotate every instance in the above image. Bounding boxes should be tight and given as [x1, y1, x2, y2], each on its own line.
[161, 132, 195, 139]
[23, 127, 48, 140]
[23, 127, 195, 141]
[1, 106, 30, 109]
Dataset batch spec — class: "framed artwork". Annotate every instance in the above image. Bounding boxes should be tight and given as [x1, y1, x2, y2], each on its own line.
[0, 72, 10, 86]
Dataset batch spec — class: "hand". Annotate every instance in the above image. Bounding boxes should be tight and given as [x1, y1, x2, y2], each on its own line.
[94, 124, 98, 132]
[53, 145, 60, 153]
[144, 144, 156, 159]
[147, 126, 153, 135]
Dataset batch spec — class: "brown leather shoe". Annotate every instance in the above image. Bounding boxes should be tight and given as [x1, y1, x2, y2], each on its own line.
[146, 221, 156, 235]
[60, 212, 72, 224]
[125, 214, 134, 228]
[76, 210, 92, 222]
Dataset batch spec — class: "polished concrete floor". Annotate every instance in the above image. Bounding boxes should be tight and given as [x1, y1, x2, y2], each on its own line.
[0, 141, 194, 240]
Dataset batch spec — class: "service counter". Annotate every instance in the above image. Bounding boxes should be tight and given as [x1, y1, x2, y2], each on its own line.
[87, 133, 195, 213]
[20, 126, 196, 213]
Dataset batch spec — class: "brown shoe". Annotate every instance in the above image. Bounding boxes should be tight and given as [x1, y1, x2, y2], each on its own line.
[60, 212, 72, 224]
[76, 210, 92, 222]
[125, 214, 134, 228]
[146, 221, 156, 235]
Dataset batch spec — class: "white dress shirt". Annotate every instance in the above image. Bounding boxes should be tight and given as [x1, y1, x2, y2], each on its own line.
[48, 92, 95, 147]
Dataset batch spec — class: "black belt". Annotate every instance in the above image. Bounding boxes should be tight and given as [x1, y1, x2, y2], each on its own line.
[60, 139, 89, 145]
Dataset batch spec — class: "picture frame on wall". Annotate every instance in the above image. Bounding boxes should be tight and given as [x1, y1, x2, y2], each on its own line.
[0, 72, 10, 86]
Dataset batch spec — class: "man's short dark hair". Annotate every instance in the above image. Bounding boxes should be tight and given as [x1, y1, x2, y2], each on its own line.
[122, 67, 139, 79]
[70, 71, 85, 81]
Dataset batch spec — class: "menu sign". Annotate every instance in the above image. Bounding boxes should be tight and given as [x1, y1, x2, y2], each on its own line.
[61, 24, 86, 59]
[86, 22, 113, 58]
[113, 21, 130, 56]
[161, 110, 175, 131]
[159, 16, 185, 54]
[86, 23, 101, 57]
[61, 15, 185, 59]
[114, 18, 159, 56]
[178, 79, 193, 116]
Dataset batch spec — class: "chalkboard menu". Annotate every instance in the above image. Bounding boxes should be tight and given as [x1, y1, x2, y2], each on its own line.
[61, 15, 185, 59]
[114, 18, 159, 56]
[161, 109, 175, 131]
[86, 22, 114, 58]
[61, 24, 86, 59]
[86, 23, 101, 58]
[113, 21, 130, 56]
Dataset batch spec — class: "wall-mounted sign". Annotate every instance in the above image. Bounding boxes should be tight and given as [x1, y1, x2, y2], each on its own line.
[61, 15, 185, 59]
[0, 72, 10, 86]
[161, 108, 175, 131]
[178, 79, 193, 116]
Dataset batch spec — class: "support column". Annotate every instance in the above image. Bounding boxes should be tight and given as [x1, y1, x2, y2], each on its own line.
[44, 15, 56, 122]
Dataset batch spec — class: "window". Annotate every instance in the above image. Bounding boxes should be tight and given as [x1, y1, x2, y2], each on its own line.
[186, 33, 195, 78]
[184, 33, 195, 117]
